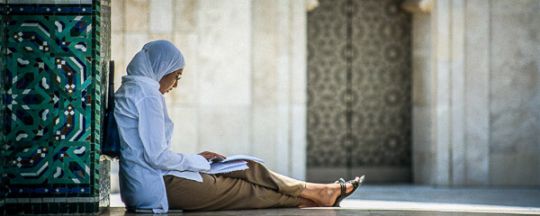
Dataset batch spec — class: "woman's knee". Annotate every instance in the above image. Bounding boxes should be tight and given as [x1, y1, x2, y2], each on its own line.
[247, 160, 266, 170]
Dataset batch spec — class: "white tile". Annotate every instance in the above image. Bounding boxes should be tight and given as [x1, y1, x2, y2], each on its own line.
[411, 13, 434, 185]
[464, 0, 490, 185]
[173, 0, 199, 33]
[148, 33, 172, 42]
[432, 0, 451, 186]
[198, 105, 251, 156]
[290, 105, 306, 180]
[111, 0, 124, 32]
[111, 32, 124, 75]
[123, 33, 148, 69]
[450, 0, 465, 185]
[489, 0, 540, 156]
[113, 60, 126, 91]
[150, 0, 173, 34]
[290, 0, 307, 105]
[251, 0, 278, 106]
[167, 106, 199, 154]
[170, 33, 199, 106]
[274, 104, 291, 174]
[164, 70, 197, 106]
[251, 106, 278, 169]
[124, 0, 149, 32]
[197, 0, 252, 106]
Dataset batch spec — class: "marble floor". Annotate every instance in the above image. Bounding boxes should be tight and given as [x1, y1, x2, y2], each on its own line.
[103, 185, 540, 215]
[101, 208, 536, 216]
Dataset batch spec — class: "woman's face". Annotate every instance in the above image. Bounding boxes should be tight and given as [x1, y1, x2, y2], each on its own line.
[159, 69, 183, 94]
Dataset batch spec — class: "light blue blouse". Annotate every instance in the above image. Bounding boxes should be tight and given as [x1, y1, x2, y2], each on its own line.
[114, 75, 210, 213]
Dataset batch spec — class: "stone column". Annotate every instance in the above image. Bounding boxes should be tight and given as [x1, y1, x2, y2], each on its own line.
[463, 0, 490, 186]
[488, 0, 540, 186]
[251, 0, 307, 180]
[407, 0, 490, 186]
[195, 0, 253, 156]
[407, 0, 540, 186]
[409, 2, 434, 185]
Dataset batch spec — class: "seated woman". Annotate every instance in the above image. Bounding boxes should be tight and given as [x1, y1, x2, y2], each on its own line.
[114, 40, 364, 213]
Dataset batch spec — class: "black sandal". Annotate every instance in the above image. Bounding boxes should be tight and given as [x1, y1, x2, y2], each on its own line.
[332, 175, 365, 207]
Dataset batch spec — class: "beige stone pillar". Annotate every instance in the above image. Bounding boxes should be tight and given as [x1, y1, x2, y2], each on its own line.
[251, 0, 307, 180]
[406, 0, 491, 186]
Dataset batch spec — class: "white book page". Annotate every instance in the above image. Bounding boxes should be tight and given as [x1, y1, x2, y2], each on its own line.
[221, 154, 264, 163]
[207, 161, 248, 174]
[204, 154, 264, 174]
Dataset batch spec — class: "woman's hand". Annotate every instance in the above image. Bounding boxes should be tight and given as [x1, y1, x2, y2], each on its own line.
[198, 151, 226, 162]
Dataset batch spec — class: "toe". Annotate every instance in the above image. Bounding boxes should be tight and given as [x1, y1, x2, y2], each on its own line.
[346, 176, 361, 193]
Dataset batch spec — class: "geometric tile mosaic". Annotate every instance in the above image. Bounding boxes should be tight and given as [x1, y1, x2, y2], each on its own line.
[1, 1, 110, 214]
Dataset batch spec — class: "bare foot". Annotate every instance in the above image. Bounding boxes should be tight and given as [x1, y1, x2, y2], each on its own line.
[297, 197, 318, 208]
[325, 176, 360, 206]
[300, 176, 360, 207]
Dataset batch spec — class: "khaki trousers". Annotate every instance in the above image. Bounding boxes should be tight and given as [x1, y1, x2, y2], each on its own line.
[163, 160, 306, 211]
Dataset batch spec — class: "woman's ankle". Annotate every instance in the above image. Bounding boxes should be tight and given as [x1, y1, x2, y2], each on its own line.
[299, 183, 338, 207]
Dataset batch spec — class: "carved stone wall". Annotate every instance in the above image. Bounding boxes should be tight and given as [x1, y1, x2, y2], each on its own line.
[307, 0, 412, 182]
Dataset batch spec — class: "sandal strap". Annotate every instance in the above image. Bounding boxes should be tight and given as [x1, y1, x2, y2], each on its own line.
[339, 179, 346, 198]
[346, 175, 365, 193]
[347, 179, 359, 189]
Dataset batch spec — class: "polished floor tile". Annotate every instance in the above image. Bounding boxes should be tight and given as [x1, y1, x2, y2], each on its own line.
[104, 185, 540, 215]
[101, 207, 535, 216]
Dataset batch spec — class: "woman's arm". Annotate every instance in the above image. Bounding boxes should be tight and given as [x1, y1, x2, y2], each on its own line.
[136, 96, 210, 172]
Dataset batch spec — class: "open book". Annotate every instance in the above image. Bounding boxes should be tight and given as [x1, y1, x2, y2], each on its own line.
[205, 155, 264, 174]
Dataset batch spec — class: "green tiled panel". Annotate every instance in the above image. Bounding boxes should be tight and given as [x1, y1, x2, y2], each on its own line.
[0, 1, 5, 211]
[1, 1, 111, 214]
[4, 13, 93, 184]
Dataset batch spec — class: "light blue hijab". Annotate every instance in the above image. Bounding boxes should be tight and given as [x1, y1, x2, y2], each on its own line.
[126, 40, 185, 82]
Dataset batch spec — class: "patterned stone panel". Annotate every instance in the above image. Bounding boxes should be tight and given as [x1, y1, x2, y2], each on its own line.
[98, 159, 110, 207]
[307, 0, 349, 167]
[97, 0, 111, 208]
[0, 1, 110, 214]
[307, 0, 411, 171]
[349, 0, 412, 167]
